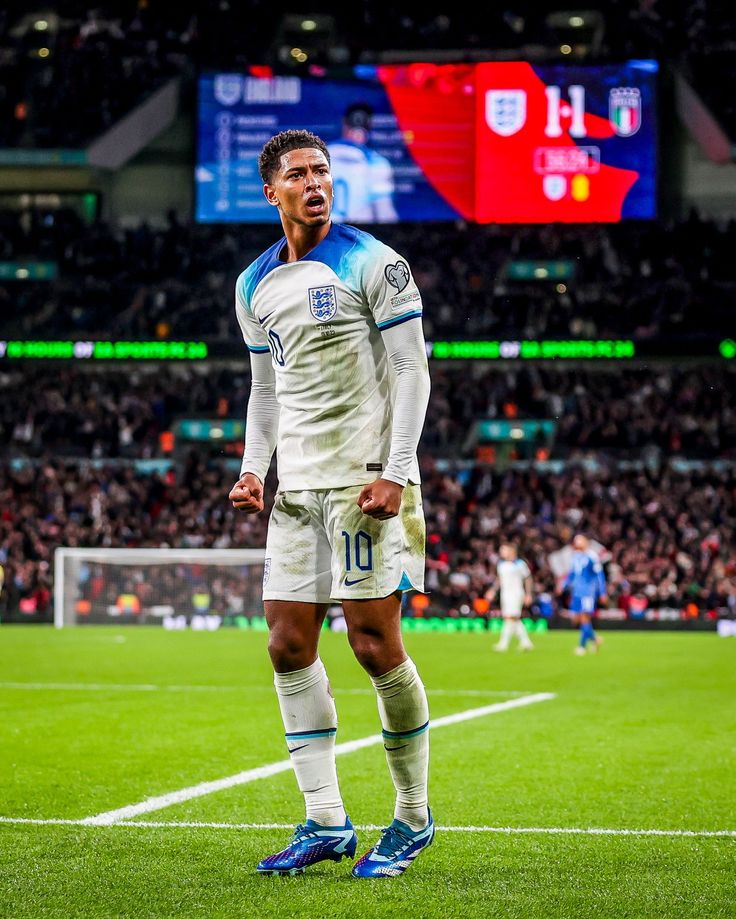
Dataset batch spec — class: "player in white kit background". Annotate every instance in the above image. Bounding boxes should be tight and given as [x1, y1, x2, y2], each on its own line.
[327, 102, 399, 224]
[228, 129, 434, 878]
[489, 542, 534, 652]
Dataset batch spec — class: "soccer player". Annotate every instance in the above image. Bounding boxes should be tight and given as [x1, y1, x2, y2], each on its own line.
[327, 103, 399, 224]
[560, 534, 607, 655]
[489, 542, 534, 652]
[228, 129, 433, 879]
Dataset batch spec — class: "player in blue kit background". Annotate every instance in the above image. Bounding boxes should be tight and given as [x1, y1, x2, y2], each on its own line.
[228, 129, 433, 878]
[559, 534, 608, 656]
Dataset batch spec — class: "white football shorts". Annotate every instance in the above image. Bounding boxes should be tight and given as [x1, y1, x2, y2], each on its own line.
[262, 484, 425, 603]
[500, 598, 525, 618]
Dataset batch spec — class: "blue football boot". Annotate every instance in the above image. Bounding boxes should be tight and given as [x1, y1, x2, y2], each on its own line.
[352, 810, 435, 878]
[257, 817, 358, 876]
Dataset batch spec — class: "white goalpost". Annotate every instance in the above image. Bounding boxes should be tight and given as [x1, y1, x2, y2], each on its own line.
[54, 547, 266, 628]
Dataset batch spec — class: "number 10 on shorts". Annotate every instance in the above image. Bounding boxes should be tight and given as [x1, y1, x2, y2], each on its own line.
[341, 530, 373, 572]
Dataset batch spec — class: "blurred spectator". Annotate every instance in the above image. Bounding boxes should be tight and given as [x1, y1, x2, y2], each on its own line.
[0, 452, 270, 619]
[421, 462, 736, 619]
[0, 3, 195, 148]
[1, 454, 734, 622]
[1, 364, 734, 461]
[0, 1, 732, 147]
[1, 213, 735, 342]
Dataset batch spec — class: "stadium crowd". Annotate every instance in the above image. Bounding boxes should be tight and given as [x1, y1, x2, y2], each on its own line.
[0, 453, 269, 619]
[1, 0, 735, 628]
[422, 463, 736, 620]
[0, 3, 194, 148]
[2, 454, 735, 622]
[1, 211, 734, 343]
[2, 364, 735, 462]
[0, 1, 730, 148]
[681, 0, 736, 140]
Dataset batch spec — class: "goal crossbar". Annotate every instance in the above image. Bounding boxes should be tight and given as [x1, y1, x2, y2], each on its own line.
[54, 547, 266, 628]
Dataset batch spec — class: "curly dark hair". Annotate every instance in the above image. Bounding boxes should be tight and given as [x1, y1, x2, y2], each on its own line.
[258, 129, 330, 184]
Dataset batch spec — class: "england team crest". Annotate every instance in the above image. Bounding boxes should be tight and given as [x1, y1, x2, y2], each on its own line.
[485, 90, 527, 137]
[214, 74, 243, 106]
[609, 87, 642, 137]
[308, 285, 338, 322]
[543, 175, 567, 201]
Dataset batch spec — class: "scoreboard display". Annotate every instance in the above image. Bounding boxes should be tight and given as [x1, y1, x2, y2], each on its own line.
[196, 60, 657, 224]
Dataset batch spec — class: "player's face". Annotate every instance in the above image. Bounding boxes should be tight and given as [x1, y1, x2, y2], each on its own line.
[265, 148, 333, 227]
[500, 544, 514, 560]
[344, 125, 369, 145]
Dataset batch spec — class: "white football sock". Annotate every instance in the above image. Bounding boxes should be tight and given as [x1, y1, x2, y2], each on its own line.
[497, 620, 514, 650]
[274, 658, 346, 827]
[515, 619, 533, 649]
[371, 658, 430, 831]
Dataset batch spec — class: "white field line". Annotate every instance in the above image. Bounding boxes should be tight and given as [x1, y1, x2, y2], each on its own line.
[0, 817, 733, 839]
[0, 682, 529, 698]
[81, 693, 555, 826]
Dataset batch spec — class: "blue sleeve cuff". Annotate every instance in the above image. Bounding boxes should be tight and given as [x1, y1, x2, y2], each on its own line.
[376, 310, 423, 332]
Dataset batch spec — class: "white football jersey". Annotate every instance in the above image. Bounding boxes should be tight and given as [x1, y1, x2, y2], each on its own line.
[235, 223, 425, 491]
[327, 141, 397, 223]
[497, 558, 531, 604]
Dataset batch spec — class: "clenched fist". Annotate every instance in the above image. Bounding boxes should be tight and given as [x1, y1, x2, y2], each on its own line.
[357, 479, 404, 520]
[229, 472, 265, 514]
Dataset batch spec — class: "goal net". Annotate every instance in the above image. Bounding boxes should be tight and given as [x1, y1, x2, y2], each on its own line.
[54, 548, 266, 628]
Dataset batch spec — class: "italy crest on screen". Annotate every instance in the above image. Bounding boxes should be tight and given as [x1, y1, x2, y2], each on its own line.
[609, 87, 642, 137]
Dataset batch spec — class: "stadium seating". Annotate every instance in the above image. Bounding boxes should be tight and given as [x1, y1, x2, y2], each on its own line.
[0, 4, 192, 148]
[2, 364, 735, 460]
[2, 455, 734, 622]
[1, 214, 734, 341]
[1, 1, 735, 628]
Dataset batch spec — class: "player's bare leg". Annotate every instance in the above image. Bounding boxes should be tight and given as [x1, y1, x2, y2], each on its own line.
[342, 593, 407, 677]
[343, 593, 434, 877]
[265, 600, 327, 673]
[257, 600, 356, 875]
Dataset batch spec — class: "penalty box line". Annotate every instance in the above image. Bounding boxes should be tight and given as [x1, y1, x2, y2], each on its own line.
[81, 692, 556, 826]
[0, 818, 734, 839]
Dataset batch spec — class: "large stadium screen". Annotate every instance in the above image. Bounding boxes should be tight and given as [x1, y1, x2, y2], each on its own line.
[196, 60, 657, 224]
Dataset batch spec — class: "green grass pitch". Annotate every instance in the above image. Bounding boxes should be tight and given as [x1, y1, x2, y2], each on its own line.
[0, 626, 734, 918]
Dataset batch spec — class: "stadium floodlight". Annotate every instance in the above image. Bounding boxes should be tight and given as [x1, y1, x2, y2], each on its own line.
[54, 547, 266, 628]
[544, 10, 604, 57]
[270, 13, 349, 68]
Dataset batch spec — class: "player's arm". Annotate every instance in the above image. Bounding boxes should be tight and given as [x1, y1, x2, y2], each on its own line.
[230, 280, 279, 514]
[485, 569, 499, 604]
[594, 559, 608, 605]
[524, 574, 533, 607]
[358, 247, 429, 519]
[518, 559, 533, 606]
[369, 154, 399, 223]
[373, 196, 399, 223]
[358, 317, 430, 519]
[229, 350, 278, 513]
